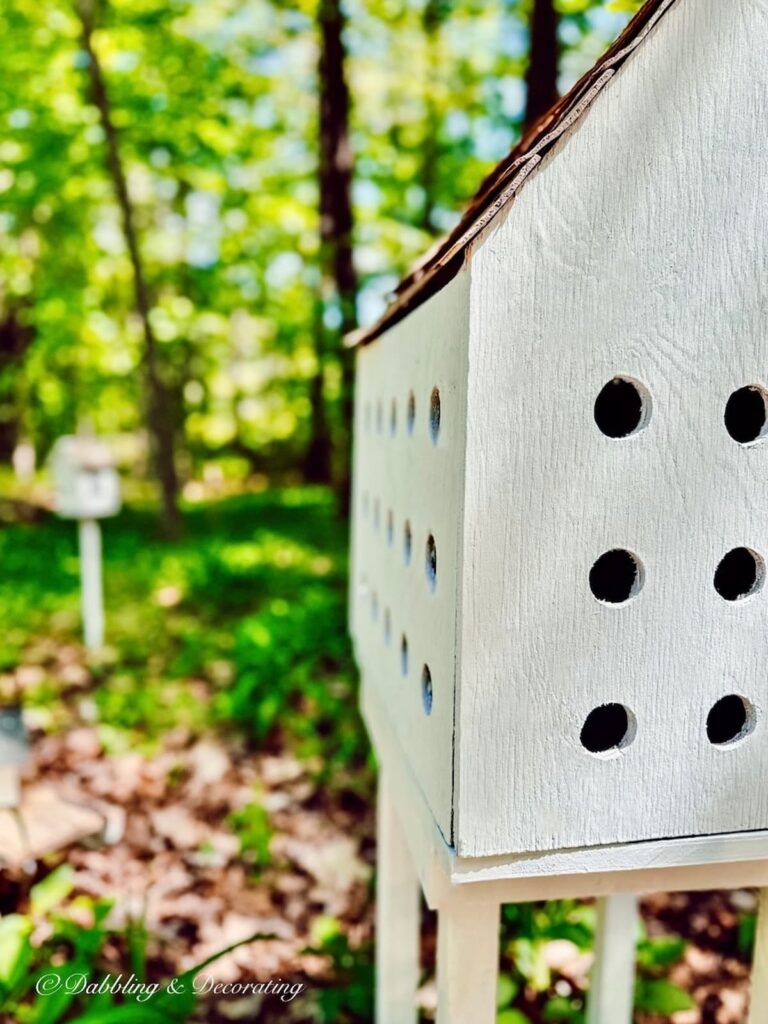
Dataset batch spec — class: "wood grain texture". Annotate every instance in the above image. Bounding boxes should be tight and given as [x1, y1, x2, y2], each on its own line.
[351, 271, 471, 843]
[457, 0, 768, 855]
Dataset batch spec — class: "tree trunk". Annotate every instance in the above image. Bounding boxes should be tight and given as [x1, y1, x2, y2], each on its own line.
[0, 311, 33, 464]
[523, 0, 559, 134]
[304, 298, 333, 483]
[316, 0, 358, 511]
[420, 0, 450, 234]
[76, 0, 181, 537]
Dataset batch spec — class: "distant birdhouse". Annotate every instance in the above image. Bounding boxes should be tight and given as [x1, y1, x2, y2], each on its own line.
[51, 436, 121, 521]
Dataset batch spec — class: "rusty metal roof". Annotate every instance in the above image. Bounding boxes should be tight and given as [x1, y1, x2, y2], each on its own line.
[348, 0, 679, 347]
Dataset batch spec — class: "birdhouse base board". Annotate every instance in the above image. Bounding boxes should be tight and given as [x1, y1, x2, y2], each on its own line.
[363, 682, 768, 908]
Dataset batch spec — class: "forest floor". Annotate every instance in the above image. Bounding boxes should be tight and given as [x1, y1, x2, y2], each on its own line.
[0, 486, 758, 1023]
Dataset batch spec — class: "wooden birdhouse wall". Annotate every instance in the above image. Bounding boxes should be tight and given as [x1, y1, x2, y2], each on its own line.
[350, 270, 471, 844]
[455, 0, 768, 857]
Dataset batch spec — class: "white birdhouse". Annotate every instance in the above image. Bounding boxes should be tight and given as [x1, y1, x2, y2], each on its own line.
[349, 1, 768, 1020]
[51, 436, 121, 521]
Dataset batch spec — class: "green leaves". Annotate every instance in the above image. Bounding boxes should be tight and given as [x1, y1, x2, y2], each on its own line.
[0, 915, 33, 996]
[634, 978, 695, 1014]
[30, 866, 75, 918]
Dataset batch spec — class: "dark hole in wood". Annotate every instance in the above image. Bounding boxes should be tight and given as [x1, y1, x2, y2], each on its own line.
[707, 694, 749, 745]
[422, 665, 433, 715]
[426, 533, 437, 591]
[580, 703, 630, 754]
[400, 635, 409, 677]
[429, 387, 441, 443]
[594, 378, 645, 438]
[724, 386, 767, 444]
[404, 520, 412, 565]
[589, 549, 641, 603]
[407, 391, 416, 435]
[714, 547, 761, 601]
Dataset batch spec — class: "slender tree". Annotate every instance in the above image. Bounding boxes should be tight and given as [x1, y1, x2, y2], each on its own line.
[0, 311, 33, 463]
[304, 296, 333, 483]
[310, 0, 358, 506]
[523, 0, 559, 133]
[76, 0, 181, 536]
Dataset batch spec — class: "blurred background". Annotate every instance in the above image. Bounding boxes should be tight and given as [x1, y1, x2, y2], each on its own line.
[0, 1, 756, 1022]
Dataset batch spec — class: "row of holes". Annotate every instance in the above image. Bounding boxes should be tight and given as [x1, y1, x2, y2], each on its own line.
[596, 378, 768, 444]
[363, 594, 433, 715]
[590, 547, 764, 604]
[361, 500, 438, 590]
[581, 695, 755, 756]
[364, 387, 441, 444]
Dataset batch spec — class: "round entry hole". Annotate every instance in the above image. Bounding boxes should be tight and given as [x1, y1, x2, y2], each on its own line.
[589, 549, 643, 604]
[406, 391, 416, 435]
[580, 703, 634, 755]
[725, 386, 768, 444]
[706, 694, 755, 746]
[594, 377, 649, 438]
[714, 547, 764, 601]
[426, 533, 437, 591]
[429, 387, 441, 444]
[422, 665, 433, 715]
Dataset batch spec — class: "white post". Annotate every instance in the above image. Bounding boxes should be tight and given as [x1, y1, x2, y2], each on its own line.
[586, 894, 638, 1024]
[0, 765, 20, 809]
[436, 898, 499, 1024]
[748, 889, 768, 1024]
[376, 771, 420, 1024]
[78, 518, 104, 651]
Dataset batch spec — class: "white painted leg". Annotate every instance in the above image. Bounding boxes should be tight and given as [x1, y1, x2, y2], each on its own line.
[0, 765, 20, 809]
[586, 894, 637, 1024]
[748, 888, 768, 1024]
[78, 518, 104, 651]
[376, 771, 420, 1024]
[436, 898, 499, 1024]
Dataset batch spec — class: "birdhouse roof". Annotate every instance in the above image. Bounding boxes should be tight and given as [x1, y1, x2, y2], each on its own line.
[51, 435, 116, 471]
[349, 0, 678, 347]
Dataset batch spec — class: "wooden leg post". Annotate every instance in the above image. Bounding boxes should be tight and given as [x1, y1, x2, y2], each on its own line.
[586, 894, 637, 1024]
[376, 771, 420, 1024]
[78, 518, 104, 651]
[436, 898, 499, 1024]
[748, 888, 768, 1024]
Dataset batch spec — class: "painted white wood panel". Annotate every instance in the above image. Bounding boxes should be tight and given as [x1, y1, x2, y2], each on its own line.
[458, 0, 768, 855]
[351, 270, 471, 842]
[364, 674, 768, 909]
